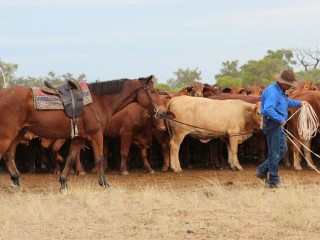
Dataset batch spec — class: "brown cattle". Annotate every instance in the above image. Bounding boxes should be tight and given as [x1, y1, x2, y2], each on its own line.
[222, 86, 249, 95]
[103, 103, 168, 175]
[286, 90, 320, 170]
[247, 85, 264, 97]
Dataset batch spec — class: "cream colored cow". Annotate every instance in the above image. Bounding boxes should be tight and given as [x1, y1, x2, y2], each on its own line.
[166, 96, 262, 172]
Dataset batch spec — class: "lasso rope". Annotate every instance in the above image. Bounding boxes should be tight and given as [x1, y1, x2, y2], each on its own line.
[283, 128, 320, 174]
[283, 102, 320, 173]
[297, 103, 319, 140]
[286, 103, 319, 140]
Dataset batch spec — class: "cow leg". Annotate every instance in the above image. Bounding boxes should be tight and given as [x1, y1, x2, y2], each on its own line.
[140, 148, 155, 173]
[283, 138, 292, 167]
[302, 139, 316, 169]
[256, 132, 266, 162]
[74, 152, 86, 175]
[49, 139, 65, 174]
[180, 139, 192, 168]
[169, 134, 186, 172]
[228, 136, 243, 171]
[225, 141, 233, 169]
[119, 135, 132, 175]
[293, 139, 302, 170]
[154, 132, 170, 172]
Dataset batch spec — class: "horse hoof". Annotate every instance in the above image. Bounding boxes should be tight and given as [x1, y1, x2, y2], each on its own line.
[146, 169, 155, 174]
[59, 177, 68, 191]
[59, 186, 68, 192]
[121, 171, 129, 175]
[78, 171, 86, 176]
[10, 183, 20, 191]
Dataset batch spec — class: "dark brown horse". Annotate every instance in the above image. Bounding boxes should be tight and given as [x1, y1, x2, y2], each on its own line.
[0, 75, 166, 190]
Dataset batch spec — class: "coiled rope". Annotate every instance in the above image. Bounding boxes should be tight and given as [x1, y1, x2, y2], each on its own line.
[283, 102, 319, 173]
[286, 103, 319, 140]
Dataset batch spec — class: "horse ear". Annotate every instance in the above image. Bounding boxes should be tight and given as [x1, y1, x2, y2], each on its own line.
[146, 75, 154, 83]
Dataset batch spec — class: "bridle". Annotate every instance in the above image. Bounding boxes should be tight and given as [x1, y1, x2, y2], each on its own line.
[137, 79, 162, 119]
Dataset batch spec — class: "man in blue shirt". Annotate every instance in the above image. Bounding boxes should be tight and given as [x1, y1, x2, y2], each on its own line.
[255, 70, 307, 188]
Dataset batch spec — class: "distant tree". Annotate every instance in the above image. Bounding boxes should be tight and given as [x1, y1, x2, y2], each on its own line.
[240, 49, 295, 86]
[44, 71, 65, 85]
[215, 49, 296, 87]
[295, 69, 320, 83]
[11, 76, 44, 87]
[292, 47, 320, 71]
[11, 71, 87, 87]
[216, 76, 243, 88]
[215, 60, 241, 79]
[167, 68, 201, 89]
[156, 83, 174, 92]
[0, 59, 18, 88]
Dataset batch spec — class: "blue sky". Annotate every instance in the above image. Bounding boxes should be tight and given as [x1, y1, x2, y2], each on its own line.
[1, 0, 319, 84]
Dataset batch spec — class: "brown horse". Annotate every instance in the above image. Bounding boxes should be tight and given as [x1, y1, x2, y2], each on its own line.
[0, 75, 166, 190]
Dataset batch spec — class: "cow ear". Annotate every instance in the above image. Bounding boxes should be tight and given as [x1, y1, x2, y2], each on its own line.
[244, 105, 255, 113]
[165, 110, 176, 120]
[223, 87, 231, 93]
[185, 87, 192, 92]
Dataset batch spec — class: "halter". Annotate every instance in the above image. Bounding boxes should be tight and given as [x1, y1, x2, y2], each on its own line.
[137, 79, 162, 119]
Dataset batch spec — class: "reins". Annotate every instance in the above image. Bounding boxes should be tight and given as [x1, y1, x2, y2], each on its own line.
[137, 79, 162, 119]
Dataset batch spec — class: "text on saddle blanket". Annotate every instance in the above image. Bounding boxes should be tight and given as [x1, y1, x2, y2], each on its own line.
[31, 81, 93, 110]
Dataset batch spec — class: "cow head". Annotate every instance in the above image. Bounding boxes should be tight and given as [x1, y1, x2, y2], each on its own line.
[297, 80, 317, 91]
[245, 102, 263, 130]
[252, 102, 263, 129]
[185, 81, 204, 97]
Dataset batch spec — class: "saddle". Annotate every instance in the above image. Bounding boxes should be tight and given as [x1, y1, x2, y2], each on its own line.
[42, 80, 84, 137]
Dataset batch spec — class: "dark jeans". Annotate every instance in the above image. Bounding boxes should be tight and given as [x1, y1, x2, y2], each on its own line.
[255, 118, 288, 186]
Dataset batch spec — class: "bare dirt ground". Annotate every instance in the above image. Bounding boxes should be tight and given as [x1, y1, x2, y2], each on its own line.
[1, 163, 319, 191]
[0, 164, 320, 240]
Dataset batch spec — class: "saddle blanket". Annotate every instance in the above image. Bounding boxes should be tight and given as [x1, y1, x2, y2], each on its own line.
[32, 81, 93, 110]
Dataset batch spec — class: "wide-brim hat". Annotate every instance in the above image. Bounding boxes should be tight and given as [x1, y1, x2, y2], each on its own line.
[274, 70, 298, 88]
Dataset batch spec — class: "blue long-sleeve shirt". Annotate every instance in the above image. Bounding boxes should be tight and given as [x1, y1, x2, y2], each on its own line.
[261, 82, 302, 125]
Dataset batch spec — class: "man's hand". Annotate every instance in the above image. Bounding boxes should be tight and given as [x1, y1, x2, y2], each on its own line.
[302, 101, 309, 106]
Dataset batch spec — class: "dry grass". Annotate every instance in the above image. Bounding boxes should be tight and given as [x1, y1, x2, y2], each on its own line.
[0, 170, 320, 240]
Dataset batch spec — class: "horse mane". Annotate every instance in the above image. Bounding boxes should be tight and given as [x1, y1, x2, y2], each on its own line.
[88, 79, 130, 95]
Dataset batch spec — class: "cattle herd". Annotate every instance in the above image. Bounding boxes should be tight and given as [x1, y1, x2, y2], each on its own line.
[1, 77, 320, 190]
